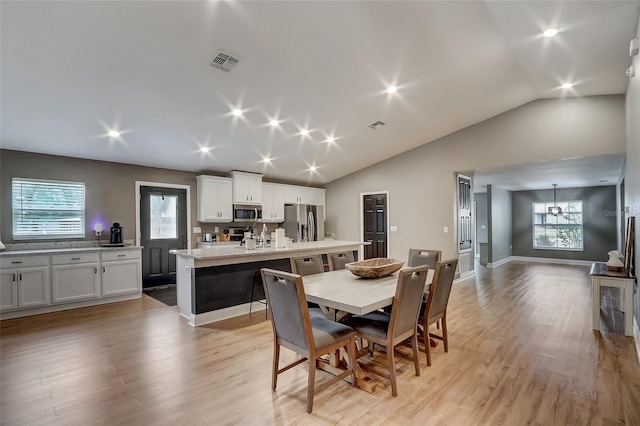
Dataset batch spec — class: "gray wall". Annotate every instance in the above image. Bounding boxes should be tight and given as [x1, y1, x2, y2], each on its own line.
[625, 10, 640, 340]
[475, 192, 488, 251]
[511, 186, 617, 262]
[325, 95, 626, 261]
[488, 185, 512, 263]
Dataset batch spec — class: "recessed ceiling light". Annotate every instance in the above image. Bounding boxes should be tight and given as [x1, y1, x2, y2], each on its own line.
[326, 136, 335, 143]
[232, 109, 242, 117]
[108, 130, 120, 138]
[262, 157, 272, 164]
[200, 147, 210, 153]
[561, 83, 574, 89]
[269, 119, 279, 127]
[308, 166, 317, 172]
[543, 28, 558, 38]
[300, 129, 310, 136]
[387, 85, 397, 94]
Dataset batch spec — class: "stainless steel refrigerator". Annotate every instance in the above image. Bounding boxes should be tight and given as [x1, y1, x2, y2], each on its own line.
[283, 205, 325, 242]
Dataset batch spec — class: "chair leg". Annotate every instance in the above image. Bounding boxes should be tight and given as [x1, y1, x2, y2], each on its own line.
[272, 342, 280, 390]
[411, 333, 420, 377]
[442, 316, 449, 353]
[307, 359, 316, 413]
[423, 324, 432, 367]
[387, 346, 398, 397]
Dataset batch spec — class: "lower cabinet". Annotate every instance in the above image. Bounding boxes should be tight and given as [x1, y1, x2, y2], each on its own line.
[101, 250, 142, 296]
[0, 256, 50, 311]
[0, 248, 142, 317]
[51, 253, 100, 303]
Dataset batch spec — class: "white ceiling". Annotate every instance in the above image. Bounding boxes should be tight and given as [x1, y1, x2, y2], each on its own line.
[1, 1, 638, 185]
[473, 153, 626, 192]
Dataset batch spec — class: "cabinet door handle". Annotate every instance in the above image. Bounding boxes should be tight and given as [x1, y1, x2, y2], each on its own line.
[19, 273, 22, 281]
[103, 266, 106, 273]
[11, 261, 23, 264]
[71, 257, 80, 260]
[94, 267, 97, 273]
[12, 273, 16, 282]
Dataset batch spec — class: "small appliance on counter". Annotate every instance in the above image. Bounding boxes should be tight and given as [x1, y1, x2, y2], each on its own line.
[203, 233, 216, 243]
[109, 221, 124, 246]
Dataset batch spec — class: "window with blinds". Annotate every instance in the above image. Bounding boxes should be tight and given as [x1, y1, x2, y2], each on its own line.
[12, 178, 86, 239]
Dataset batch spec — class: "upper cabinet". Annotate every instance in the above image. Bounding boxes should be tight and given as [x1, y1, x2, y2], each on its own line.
[283, 185, 325, 207]
[229, 171, 262, 205]
[196, 175, 233, 222]
[262, 183, 285, 223]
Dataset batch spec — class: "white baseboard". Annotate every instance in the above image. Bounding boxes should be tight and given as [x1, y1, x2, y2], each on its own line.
[486, 256, 599, 269]
[456, 270, 476, 283]
[189, 301, 267, 327]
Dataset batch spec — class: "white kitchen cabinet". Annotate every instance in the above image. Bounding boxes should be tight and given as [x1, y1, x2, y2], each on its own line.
[51, 253, 100, 303]
[284, 185, 311, 204]
[310, 188, 326, 207]
[197, 175, 233, 222]
[229, 171, 262, 205]
[0, 256, 50, 311]
[262, 184, 285, 222]
[101, 250, 142, 296]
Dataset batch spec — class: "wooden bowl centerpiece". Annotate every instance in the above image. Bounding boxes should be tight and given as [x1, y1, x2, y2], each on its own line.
[345, 258, 404, 278]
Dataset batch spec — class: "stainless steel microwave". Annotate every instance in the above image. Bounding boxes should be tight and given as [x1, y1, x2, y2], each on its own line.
[233, 205, 262, 222]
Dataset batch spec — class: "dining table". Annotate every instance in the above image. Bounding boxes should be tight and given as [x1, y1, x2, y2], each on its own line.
[302, 267, 434, 392]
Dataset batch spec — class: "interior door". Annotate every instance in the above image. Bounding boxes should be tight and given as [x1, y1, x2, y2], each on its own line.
[363, 194, 387, 259]
[140, 186, 187, 288]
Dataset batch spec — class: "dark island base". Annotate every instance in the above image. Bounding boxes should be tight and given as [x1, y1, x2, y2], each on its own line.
[193, 258, 292, 314]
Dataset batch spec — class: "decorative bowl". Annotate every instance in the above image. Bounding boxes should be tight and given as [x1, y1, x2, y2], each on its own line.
[345, 258, 404, 278]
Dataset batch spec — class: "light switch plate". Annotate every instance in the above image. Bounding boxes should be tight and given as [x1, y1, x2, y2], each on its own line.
[443, 226, 449, 233]
[193, 226, 202, 234]
[390, 226, 398, 232]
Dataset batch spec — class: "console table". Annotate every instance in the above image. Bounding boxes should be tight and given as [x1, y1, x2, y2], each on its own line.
[590, 262, 636, 336]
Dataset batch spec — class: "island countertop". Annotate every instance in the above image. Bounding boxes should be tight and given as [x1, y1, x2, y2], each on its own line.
[170, 240, 366, 267]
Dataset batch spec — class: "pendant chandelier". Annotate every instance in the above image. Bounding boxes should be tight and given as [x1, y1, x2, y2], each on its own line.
[548, 184, 562, 216]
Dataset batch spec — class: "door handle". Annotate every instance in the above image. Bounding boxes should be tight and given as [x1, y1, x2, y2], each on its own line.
[12, 273, 16, 282]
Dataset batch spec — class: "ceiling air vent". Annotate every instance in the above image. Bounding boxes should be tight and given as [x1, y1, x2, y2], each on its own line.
[210, 50, 240, 72]
[368, 120, 386, 129]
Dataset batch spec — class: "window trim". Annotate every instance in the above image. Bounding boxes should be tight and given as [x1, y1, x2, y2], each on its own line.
[12, 177, 86, 240]
[532, 200, 584, 252]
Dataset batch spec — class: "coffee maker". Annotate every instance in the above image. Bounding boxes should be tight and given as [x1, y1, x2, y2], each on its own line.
[110, 221, 124, 245]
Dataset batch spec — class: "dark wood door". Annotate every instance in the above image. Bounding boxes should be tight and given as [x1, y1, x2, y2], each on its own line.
[363, 193, 387, 259]
[140, 186, 187, 288]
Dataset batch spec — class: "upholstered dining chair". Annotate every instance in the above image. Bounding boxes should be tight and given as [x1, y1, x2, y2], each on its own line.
[418, 258, 458, 366]
[327, 252, 355, 271]
[290, 255, 325, 275]
[342, 265, 429, 397]
[260, 268, 357, 413]
[407, 248, 442, 269]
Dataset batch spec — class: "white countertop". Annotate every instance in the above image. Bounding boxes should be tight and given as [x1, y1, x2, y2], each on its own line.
[170, 240, 365, 261]
[0, 245, 142, 257]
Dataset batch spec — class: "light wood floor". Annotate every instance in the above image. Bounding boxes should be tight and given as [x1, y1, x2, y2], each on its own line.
[1, 261, 639, 425]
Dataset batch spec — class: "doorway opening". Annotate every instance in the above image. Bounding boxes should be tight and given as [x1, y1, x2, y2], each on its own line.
[135, 182, 190, 296]
[360, 192, 389, 260]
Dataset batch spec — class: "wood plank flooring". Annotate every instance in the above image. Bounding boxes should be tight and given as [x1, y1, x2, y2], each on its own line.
[1, 261, 639, 425]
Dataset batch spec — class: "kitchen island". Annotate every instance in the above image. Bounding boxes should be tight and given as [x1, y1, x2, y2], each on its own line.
[170, 240, 365, 326]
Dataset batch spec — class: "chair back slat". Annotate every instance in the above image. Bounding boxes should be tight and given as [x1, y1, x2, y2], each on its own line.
[407, 249, 442, 269]
[291, 256, 324, 276]
[389, 266, 429, 338]
[328, 252, 355, 271]
[261, 269, 310, 350]
[427, 259, 458, 319]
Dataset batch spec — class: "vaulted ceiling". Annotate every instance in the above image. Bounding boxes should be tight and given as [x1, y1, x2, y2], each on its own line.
[2, 1, 638, 185]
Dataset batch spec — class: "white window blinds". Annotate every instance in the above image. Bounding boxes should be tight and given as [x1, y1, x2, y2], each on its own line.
[12, 178, 86, 239]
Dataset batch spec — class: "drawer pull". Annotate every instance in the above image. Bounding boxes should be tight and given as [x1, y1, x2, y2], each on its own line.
[117, 254, 126, 257]
[71, 257, 81, 261]
[11, 261, 23, 264]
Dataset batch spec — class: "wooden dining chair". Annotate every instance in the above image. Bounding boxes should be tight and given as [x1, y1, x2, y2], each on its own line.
[327, 252, 355, 271]
[260, 268, 357, 413]
[407, 248, 442, 269]
[342, 265, 428, 396]
[418, 258, 458, 366]
[290, 255, 325, 275]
